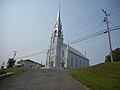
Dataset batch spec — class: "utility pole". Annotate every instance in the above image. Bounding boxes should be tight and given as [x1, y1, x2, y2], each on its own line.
[102, 9, 113, 62]
[13, 51, 17, 60]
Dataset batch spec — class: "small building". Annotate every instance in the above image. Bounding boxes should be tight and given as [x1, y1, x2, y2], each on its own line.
[17, 59, 42, 68]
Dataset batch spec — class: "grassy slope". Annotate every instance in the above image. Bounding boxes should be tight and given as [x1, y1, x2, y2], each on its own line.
[0, 68, 24, 75]
[70, 62, 120, 90]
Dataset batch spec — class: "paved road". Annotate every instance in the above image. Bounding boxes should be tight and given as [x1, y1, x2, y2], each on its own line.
[0, 68, 89, 90]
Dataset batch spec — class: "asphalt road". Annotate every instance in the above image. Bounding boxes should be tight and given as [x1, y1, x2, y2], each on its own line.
[0, 68, 89, 90]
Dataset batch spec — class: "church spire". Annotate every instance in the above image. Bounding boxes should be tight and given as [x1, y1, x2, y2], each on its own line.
[53, 4, 63, 38]
[56, 4, 61, 24]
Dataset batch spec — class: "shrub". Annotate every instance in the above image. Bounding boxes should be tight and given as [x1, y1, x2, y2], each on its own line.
[0, 70, 7, 75]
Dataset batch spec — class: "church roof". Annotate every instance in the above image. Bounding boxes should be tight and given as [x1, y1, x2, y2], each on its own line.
[69, 46, 86, 58]
[63, 43, 88, 60]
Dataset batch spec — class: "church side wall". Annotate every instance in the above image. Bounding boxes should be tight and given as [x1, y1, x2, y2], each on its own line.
[68, 51, 89, 68]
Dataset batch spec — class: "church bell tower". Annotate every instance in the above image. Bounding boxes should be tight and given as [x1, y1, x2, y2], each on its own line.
[47, 5, 63, 67]
[53, 5, 63, 39]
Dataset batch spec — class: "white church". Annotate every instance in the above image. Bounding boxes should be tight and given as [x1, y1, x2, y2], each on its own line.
[46, 6, 89, 68]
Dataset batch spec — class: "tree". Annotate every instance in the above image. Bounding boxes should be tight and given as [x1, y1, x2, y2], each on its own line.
[105, 48, 120, 62]
[7, 58, 16, 68]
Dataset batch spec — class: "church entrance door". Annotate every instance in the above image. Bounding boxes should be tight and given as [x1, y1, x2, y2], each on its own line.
[51, 61, 54, 67]
[62, 61, 65, 68]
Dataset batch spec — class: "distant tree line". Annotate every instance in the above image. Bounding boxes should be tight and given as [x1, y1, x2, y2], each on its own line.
[105, 48, 120, 62]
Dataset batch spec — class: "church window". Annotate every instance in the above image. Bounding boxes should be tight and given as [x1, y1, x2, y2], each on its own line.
[62, 50, 64, 57]
[54, 30, 57, 37]
[58, 30, 61, 37]
[71, 57, 73, 66]
[79, 60, 81, 67]
[51, 61, 54, 67]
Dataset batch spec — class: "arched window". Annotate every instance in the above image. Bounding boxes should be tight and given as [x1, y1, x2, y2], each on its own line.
[76, 58, 77, 67]
[54, 30, 57, 37]
[51, 61, 54, 67]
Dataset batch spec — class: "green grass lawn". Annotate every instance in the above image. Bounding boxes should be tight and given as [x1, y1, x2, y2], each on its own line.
[70, 62, 120, 90]
[0, 68, 24, 75]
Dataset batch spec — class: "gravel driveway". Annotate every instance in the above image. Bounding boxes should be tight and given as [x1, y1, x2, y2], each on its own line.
[0, 68, 89, 90]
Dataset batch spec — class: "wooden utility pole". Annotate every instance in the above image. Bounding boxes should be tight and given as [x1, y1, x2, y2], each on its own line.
[102, 9, 113, 62]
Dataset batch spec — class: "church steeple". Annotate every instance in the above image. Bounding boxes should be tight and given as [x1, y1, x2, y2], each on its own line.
[56, 5, 61, 24]
[53, 4, 63, 39]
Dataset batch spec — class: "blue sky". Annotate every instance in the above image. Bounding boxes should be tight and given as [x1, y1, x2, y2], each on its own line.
[0, 0, 120, 66]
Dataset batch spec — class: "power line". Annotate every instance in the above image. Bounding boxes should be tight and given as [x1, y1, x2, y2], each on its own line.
[69, 26, 120, 45]
[17, 44, 49, 56]
[111, 9, 120, 14]
[63, 12, 100, 32]
[104, 1, 120, 10]
[106, 2, 120, 11]
[64, 16, 99, 35]
[110, 22, 117, 27]
[110, 27, 120, 32]
[65, 8, 120, 44]
[64, 6, 120, 42]
[69, 30, 105, 45]
[16, 50, 47, 60]
[63, 1, 120, 33]
[16, 38, 49, 52]
[65, 22, 104, 41]
[69, 28, 120, 45]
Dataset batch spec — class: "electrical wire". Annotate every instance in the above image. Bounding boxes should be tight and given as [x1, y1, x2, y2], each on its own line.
[16, 50, 47, 60]
[63, 0, 120, 33]
[69, 27, 120, 45]
[16, 38, 49, 52]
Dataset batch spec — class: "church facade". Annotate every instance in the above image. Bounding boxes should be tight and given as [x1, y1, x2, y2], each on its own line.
[46, 6, 89, 68]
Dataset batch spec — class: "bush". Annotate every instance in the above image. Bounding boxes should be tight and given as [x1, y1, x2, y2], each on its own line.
[0, 70, 7, 75]
[105, 48, 120, 62]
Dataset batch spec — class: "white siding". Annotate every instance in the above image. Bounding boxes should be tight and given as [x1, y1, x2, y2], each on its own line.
[68, 50, 89, 68]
